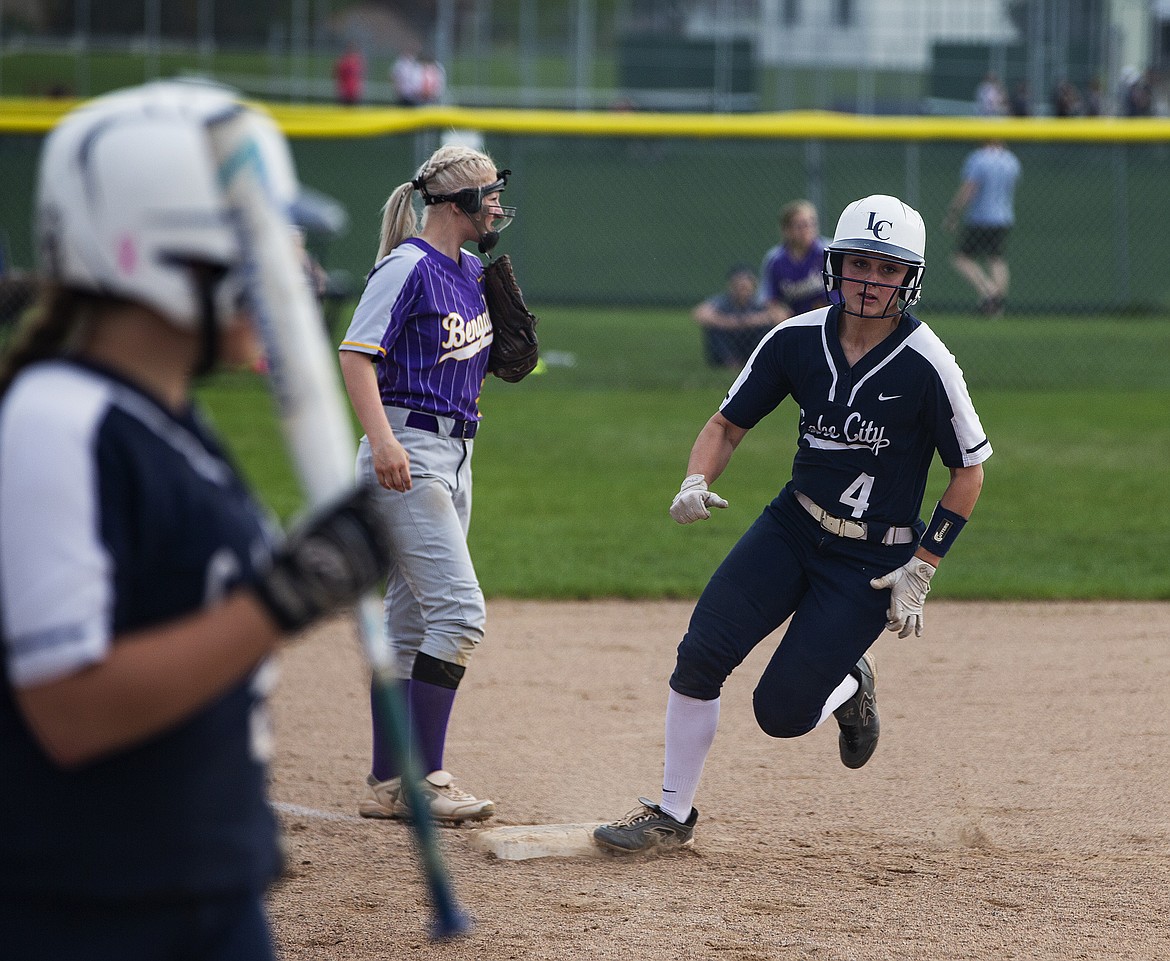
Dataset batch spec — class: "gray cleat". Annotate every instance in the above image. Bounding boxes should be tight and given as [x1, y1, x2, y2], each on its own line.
[593, 798, 698, 853]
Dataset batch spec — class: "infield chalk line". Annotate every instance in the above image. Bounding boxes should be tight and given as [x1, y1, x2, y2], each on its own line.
[271, 801, 364, 823]
[270, 803, 606, 861]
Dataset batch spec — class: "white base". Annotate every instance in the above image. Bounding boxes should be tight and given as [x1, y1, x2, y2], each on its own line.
[468, 822, 608, 861]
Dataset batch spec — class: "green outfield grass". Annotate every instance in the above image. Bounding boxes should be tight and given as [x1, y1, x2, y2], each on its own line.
[197, 305, 1170, 601]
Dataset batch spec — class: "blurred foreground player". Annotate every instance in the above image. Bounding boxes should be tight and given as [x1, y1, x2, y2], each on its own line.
[0, 82, 390, 959]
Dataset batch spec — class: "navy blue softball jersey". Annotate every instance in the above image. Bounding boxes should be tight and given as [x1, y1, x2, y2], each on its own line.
[720, 305, 992, 527]
[0, 359, 281, 900]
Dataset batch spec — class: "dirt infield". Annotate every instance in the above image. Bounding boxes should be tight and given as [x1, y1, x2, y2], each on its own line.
[268, 601, 1170, 961]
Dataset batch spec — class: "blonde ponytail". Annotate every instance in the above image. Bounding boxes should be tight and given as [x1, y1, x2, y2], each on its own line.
[376, 182, 420, 262]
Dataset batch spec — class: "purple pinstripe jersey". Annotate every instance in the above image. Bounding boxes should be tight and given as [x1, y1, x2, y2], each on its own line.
[759, 239, 830, 316]
[340, 238, 490, 421]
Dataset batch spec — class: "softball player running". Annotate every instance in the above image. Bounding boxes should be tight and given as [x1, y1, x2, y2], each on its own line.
[0, 83, 389, 958]
[595, 194, 991, 853]
[340, 144, 515, 824]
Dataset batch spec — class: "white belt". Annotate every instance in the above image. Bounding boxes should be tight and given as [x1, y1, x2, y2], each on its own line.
[794, 490, 916, 546]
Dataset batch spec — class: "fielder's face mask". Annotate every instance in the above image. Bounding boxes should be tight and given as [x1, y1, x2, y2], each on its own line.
[416, 169, 515, 252]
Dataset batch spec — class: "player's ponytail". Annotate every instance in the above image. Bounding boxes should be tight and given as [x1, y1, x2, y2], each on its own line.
[376, 182, 418, 262]
[0, 287, 82, 397]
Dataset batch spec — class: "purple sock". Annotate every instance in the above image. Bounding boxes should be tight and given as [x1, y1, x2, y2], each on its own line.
[370, 679, 410, 782]
[409, 679, 457, 776]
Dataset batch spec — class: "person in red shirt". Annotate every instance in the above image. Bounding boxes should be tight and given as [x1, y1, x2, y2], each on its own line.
[335, 43, 365, 106]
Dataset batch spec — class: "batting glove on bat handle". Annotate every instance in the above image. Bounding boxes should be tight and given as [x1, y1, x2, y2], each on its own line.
[669, 473, 729, 525]
[254, 485, 392, 633]
[870, 557, 936, 638]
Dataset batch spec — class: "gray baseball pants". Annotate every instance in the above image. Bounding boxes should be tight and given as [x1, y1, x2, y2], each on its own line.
[355, 406, 486, 680]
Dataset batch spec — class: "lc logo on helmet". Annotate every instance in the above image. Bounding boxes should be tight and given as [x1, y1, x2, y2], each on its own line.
[866, 212, 892, 240]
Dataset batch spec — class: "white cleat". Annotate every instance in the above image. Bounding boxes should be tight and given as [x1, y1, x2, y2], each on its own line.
[358, 774, 402, 819]
[406, 770, 496, 825]
[359, 770, 495, 825]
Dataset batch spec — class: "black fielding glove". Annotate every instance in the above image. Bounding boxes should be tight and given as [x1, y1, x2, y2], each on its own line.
[484, 254, 539, 382]
[254, 485, 391, 632]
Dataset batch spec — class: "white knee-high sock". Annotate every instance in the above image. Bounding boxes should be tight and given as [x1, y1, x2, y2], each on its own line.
[661, 689, 720, 823]
[816, 673, 859, 727]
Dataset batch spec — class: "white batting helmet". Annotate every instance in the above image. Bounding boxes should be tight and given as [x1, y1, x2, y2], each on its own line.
[823, 194, 926, 308]
[34, 80, 300, 331]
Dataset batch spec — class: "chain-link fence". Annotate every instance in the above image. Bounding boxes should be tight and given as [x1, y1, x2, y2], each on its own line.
[3, 105, 1169, 390]
[469, 128, 1169, 317]
[3, 107, 1169, 316]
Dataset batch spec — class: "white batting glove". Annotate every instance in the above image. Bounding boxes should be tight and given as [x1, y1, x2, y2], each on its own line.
[870, 557, 937, 638]
[669, 473, 729, 524]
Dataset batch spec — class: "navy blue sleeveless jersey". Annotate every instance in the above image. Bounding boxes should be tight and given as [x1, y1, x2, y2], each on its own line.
[0, 359, 281, 900]
[720, 306, 991, 527]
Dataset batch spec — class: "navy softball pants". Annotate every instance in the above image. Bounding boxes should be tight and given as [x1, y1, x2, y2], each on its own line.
[0, 890, 274, 961]
[670, 488, 918, 738]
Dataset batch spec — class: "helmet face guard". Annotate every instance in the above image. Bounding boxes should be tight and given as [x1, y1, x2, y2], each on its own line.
[417, 169, 515, 253]
[822, 195, 926, 316]
[823, 249, 924, 317]
[418, 168, 509, 214]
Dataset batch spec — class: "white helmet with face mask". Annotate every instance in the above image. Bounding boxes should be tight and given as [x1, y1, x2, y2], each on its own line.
[822, 194, 926, 312]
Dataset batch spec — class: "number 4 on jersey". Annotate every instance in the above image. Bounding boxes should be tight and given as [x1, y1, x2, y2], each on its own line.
[840, 473, 875, 518]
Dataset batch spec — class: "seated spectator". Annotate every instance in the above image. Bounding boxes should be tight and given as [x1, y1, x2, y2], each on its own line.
[692, 264, 775, 370]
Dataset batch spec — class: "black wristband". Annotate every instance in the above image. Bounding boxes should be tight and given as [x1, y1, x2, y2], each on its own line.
[922, 504, 966, 557]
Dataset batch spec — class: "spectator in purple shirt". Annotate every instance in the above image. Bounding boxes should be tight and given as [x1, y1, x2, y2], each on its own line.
[759, 199, 831, 325]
